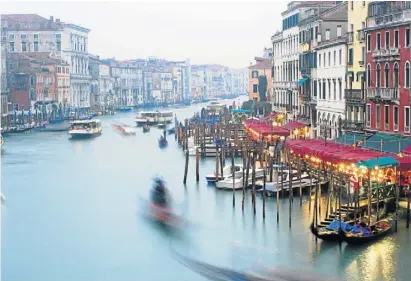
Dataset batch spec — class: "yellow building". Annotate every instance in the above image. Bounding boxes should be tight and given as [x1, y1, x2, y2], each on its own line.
[345, 0, 369, 131]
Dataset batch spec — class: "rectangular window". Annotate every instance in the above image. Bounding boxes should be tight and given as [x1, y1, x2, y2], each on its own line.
[377, 33, 381, 50]
[367, 34, 371, 52]
[337, 25, 342, 37]
[9, 42, 14, 52]
[56, 41, 61, 51]
[319, 54, 321, 68]
[56, 34, 61, 39]
[252, 71, 258, 78]
[339, 80, 342, 100]
[9, 34, 15, 40]
[252, 84, 258, 93]
[339, 49, 342, 65]
[366, 104, 371, 126]
[406, 28, 410, 47]
[385, 31, 390, 49]
[22, 42, 27, 52]
[328, 52, 331, 67]
[325, 29, 330, 40]
[333, 80, 336, 100]
[333, 51, 336, 66]
[348, 48, 353, 65]
[376, 105, 381, 126]
[405, 106, 410, 132]
[351, 1, 354, 10]
[394, 106, 399, 130]
[34, 33, 39, 40]
[385, 105, 389, 127]
[361, 47, 365, 63]
[34, 41, 39, 51]
[394, 30, 399, 48]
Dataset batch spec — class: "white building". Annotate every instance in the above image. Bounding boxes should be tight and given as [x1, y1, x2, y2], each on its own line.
[60, 23, 91, 108]
[98, 64, 114, 107]
[316, 38, 347, 140]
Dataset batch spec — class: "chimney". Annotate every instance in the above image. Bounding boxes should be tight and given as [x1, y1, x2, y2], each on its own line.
[50, 16, 54, 22]
[56, 18, 60, 24]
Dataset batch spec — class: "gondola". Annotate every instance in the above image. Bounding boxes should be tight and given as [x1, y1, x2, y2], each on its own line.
[158, 136, 168, 147]
[167, 127, 175, 134]
[310, 222, 346, 242]
[343, 219, 392, 245]
[143, 125, 150, 133]
[118, 107, 132, 112]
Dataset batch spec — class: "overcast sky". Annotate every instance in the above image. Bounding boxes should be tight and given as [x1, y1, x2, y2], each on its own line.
[1, 0, 286, 68]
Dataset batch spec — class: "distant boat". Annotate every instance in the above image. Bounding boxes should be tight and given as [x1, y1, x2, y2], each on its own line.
[118, 107, 132, 112]
[143, 125, 150, 133]
[158, 135, 168, 148]
[167, 127, 175, 134]
[2, 126, 33, 136]
[69, 119, 102, 139]
[157, 123, 166, 129]
[112, 123, 136, 135]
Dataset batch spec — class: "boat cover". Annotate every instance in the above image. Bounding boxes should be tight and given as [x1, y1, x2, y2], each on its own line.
[326, 220, 353, 232]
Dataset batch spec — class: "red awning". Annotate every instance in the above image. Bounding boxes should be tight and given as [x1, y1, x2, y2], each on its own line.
[282, 121, 308, 131]
[244, 119, 290, 137]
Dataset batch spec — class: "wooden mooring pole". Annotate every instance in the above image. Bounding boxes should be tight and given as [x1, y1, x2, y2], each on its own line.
[263, 169, 266, 219]
[183, 150, 189, 185]
[195, 148, 199, 182]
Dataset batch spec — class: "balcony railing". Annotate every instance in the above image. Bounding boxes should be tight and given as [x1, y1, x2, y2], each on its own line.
[342, 120, 364, 131]
[372, 48, 400, 58]
[345, 89, 364, 103]
[347, 32, 354, 44]
[367, 4, 411, 29]
[367, 88, 399, 101]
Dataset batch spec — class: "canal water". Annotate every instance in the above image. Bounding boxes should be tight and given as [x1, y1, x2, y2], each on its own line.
[2, 99, 411, 281]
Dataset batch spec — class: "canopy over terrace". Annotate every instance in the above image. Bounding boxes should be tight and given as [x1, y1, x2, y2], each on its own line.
[287, 139, 411, 172]
[243, 119, 289, 141]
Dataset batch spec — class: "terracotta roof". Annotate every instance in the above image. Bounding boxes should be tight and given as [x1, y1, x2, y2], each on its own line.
[249, 58, 272, 70]
[7, 52, 68, 66]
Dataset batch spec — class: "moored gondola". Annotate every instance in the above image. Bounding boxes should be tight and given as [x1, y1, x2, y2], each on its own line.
[343, 219, 392, 245]
[167, 127, 175, 134]
[310, 222, 346, 242]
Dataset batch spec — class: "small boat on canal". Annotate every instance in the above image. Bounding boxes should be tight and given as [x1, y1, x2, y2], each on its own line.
[112, 123, 136, 136]
[343, 218, 392, 245]
[167, 127, 176, 134]
[143, 124, 150, 133]
[1, 126, 33, 136]
[215, 167, 265, 190]
[205, 165, 244, 183]
[135, 111, 173, 126]
[158, 134, 168, 148]
[118, 106, 132, 112]
[157, 123, 166, 129]
[69, 119, 102, 139]
[310, 221, 348, 242]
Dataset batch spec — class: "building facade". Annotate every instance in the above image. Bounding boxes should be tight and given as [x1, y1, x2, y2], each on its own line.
[248, 57, 272, 101]
[344, 0, 369, 132]
[61, 23, 91, 108]
[365, 1, 411, 134]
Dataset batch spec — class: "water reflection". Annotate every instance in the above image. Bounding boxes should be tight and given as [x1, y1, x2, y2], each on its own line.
[345, 238, 397, 281]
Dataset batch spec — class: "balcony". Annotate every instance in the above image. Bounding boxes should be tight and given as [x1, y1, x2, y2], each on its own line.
[367, 88, 399, 103]
[367, 2, 411, 29]
[372, 48, 400, 59]
[342, 120, 364, 131]
[345, 89, 365, 104]
[347, 32, 354, 44]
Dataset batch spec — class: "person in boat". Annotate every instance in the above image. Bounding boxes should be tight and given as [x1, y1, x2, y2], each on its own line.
[150, 177, 170, 208]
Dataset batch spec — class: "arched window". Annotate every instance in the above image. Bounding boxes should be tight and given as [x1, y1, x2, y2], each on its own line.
[367, 64, 371, 87]
[376, 63, 381, 87]
[384, 63, 390, 88]
[394, 62, 399, 88]
[405, 61, 410, 88]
